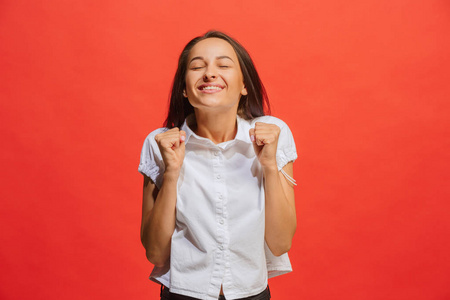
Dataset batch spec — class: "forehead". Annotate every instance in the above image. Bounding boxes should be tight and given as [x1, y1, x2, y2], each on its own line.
[188, 38, 238, 61]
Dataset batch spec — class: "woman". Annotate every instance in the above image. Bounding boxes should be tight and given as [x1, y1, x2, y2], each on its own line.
[139, 31, 297, 300]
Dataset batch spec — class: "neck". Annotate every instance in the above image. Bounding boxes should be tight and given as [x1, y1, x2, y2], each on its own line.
[193, 109, 238, 144]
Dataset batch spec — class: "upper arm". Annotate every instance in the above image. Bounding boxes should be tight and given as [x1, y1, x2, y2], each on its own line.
[279, 162, 296, 216]
[140, 175, 159, 244]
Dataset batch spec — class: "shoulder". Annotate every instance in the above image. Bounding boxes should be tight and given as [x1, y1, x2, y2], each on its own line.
[139, 127, 168, 187]
[253, 116, 297, 169]
[139, 127, 170, 162]
[140, 127, 171, 158]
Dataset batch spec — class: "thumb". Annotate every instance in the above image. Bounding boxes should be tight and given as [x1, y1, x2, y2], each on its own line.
[249, 128, 262, 155]
[179, 130, 186, 143]
[249, 128, 255, 143]
[176, 130, 186, 154]
[178, 138, 186, 154]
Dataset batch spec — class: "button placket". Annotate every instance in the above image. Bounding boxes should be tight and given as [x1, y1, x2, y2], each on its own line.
[211, 146, 228, 296]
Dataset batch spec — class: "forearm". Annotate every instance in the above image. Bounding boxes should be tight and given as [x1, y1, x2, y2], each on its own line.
[142, 172, 178, 266]
[263, 164, 297, 256]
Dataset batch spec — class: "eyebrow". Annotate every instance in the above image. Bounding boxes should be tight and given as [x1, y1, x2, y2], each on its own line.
[189, 56, 235, 64]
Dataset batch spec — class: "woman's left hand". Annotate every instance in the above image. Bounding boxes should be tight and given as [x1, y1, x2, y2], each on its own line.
[249, 122, 280, 170]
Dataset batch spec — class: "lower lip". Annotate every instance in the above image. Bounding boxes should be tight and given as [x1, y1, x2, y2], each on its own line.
[199, 88, 223, 94]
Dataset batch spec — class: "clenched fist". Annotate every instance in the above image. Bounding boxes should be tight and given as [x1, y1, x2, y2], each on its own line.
[154, 128, 186, 174]
[249, 122, 280, 170]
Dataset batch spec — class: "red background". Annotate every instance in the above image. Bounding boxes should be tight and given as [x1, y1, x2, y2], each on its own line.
[1, 0, 449, 299]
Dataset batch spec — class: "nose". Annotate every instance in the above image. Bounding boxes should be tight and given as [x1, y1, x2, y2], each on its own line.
[203, 68, 217, 81]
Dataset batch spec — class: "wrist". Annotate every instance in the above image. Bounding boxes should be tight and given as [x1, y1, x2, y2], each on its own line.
[262, 163, 278, 174]
[163, 169, 180, 182]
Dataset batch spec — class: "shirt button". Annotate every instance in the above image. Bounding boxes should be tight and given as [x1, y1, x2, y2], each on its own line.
[219, 245, 224, 250]
[214, 151, 220, 156]
[219, 219, 224, 224]
[216, 174, 221, 179]
[218, 194, 223, 199]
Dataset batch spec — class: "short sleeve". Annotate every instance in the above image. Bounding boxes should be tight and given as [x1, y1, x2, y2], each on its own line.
[252, 116, 298, 171]
[275, 119, 297, 171]
[138, 128, 167, 189]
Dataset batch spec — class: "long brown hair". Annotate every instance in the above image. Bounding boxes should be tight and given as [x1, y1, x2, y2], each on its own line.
[164, 31, 270, 128]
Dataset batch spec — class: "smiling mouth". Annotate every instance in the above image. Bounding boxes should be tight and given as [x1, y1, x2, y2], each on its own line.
[198, 84, 224, 91]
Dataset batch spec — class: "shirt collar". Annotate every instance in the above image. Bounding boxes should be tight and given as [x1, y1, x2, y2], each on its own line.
[180, 114, 252, 146]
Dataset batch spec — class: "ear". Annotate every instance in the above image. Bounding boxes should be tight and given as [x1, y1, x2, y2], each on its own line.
[241, 85, 248, 96]
[183, 90, 187, 98]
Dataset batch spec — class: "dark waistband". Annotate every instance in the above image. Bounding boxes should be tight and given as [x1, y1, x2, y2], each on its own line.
[160, 285, 270, 300]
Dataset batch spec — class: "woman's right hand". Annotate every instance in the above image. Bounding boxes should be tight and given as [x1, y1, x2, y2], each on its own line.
[154, 128, 186, 175]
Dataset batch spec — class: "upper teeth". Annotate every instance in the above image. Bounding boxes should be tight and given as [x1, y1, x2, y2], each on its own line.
[202, 86, 222, 90]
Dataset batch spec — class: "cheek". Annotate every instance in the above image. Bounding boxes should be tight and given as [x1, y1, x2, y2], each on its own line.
[185, 74, 200, 89]
[184, 79, 195, 93]
[232, 71, 245, 87]
[232, 76, 245, 91]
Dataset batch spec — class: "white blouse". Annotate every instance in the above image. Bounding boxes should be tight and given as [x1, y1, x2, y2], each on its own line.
[138, 115, 297, 300]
